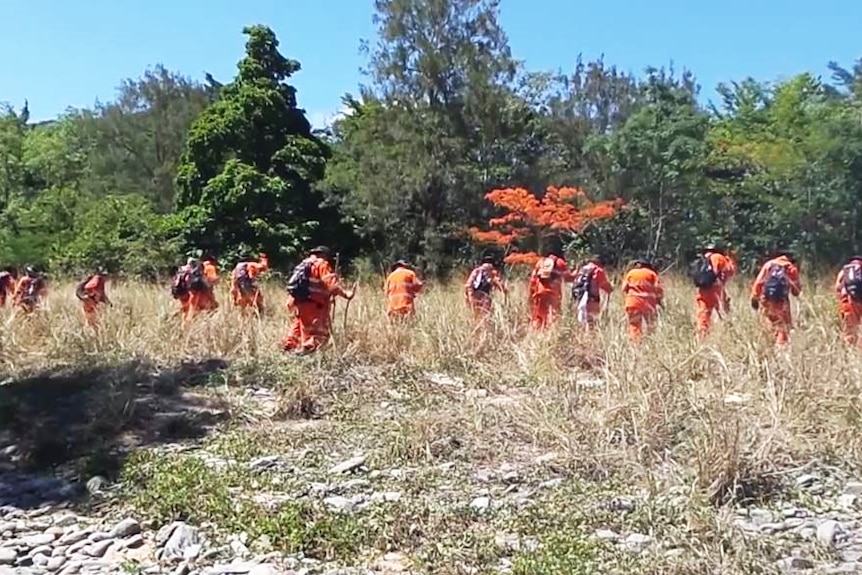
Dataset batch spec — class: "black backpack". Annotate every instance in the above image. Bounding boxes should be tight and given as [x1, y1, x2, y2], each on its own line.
[171, 271, 189, 299]
[22, 277, 43, 304]
[844, 262, 862, 302]
[186, 266, 207, 292]
[763, 263, 790, 302]
[234, 263, 255, 295]
[690, 254, 718, 288]
[286, 259, 313, 302]
[471, 267, 492, 294]
[571, 265, 596, 302]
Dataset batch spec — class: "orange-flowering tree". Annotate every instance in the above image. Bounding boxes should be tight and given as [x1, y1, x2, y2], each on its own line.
[469, 186, 623, 266]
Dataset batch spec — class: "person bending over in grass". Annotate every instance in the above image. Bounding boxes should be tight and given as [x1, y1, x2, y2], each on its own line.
[13, 267, 47, 314]
[76, 267, 112, 327]
[385, 259, 423, 320]
[231, 253, 269, 314]
[465, 253, 507, 323]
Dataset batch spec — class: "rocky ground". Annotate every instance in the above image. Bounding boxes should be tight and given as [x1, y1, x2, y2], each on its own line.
[4, 439, 862, 574]
[3, 359, 862, 575]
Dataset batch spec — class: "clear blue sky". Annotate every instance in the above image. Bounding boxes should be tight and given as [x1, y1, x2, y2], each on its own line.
[1, 0, 860, 125]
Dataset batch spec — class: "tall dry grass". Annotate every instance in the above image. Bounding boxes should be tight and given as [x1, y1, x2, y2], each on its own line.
[2, 271, 862, 505]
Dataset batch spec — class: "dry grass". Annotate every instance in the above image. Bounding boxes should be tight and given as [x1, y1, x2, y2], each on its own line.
[1, 272, 861, 573]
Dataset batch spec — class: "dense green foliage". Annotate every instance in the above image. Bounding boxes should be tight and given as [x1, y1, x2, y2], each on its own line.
[3, 2, 862, 277]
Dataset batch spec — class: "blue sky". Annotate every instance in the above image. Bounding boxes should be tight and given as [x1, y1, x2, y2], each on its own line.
[1, 0, 860, 125]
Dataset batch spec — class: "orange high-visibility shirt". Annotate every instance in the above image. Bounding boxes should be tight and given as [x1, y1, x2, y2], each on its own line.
[385, 267, 423, 312]
[751, 256, 800, 300]
[622, 267, 663, 306]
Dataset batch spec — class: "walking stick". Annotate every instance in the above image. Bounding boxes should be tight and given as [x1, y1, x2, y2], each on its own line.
[343, 281, 357, 334]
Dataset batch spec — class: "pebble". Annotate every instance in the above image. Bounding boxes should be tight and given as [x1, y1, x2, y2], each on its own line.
[783, 518, 805, 529]
[328, 456, 366, 475]
[162, 523, 202, 562]
[248, 456, 281, 472]
[247, 565, 279, 575]
[796, 475, 819, 488]
[87, 532, 113, 543]
[46, 557, 65, 571]
[593, 529, 620, 541]
[121, 534, 144, 549]
[57, 531, 88, 546]
[22, 533, 55, 547]
[777, 556, 815, 570]
[84, 539, 113, 558]
[470, 496, 491, 511]
[624, 533, 653, 550]
[845, 483, 862, 495]
[818, 520, 842, 547]
[0, 549, 15, 565]
[323, 496, 356, 513]
[749, 509, 775, 525]
[31, 554, 48, 567]
[826, 564, 860, 574]
[109, 518, 140, 539]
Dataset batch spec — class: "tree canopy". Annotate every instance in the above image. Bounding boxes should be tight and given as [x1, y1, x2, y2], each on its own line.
[2, 9, 862, 277]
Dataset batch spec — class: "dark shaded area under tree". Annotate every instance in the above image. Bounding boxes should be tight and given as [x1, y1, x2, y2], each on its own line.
[0, 357, 230, 510]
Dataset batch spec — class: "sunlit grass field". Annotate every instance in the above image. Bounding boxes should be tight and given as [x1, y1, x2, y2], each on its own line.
[1, 271, 860, 573]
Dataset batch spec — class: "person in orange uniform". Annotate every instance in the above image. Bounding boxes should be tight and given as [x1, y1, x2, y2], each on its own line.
[621, 259, 663, 341]
[385, 260, 423, 319]
[171, 258, 195, 317]
[529, 250, 573, 329]
[13, 267, 47, 314]
[77, 267, 112, 326]
[186, 256, 218, 317]
[0, 268, 18, 307]
[200, 255, 220, 309]
[571, 255, 613, 330]
[231, 253, 269, 313]
[464, 253, 507, 320]
[835, 256, 862, 346]
[282, 246, 354, 354]
[750, 251, 801, 346]
[692, 243, 736, 338]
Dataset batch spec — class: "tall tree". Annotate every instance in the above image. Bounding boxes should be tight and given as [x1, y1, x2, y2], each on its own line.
[77, 66, 212, 211]
[0, 103, 28, 216]
[609, 68, 709, 260]
[328, 0, 548, 274]
[175, 25, 332, 265]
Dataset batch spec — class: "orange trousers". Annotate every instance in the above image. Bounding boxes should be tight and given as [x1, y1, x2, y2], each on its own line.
[387, 304, 415, 319]
[283, 301, 332, 352]
[468, 294, 493, 320]
[232, 285, 264, 312]
[760, 299, 792, 346]
[187, 289, 218, 320]
[531, 294, 561, 329]
[82, 299, 102, 326]
[625, 302, 657, 341]
[580, 300, 602, 329]
[840, 297, 862, 346]
[695, 288, 723, 336]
